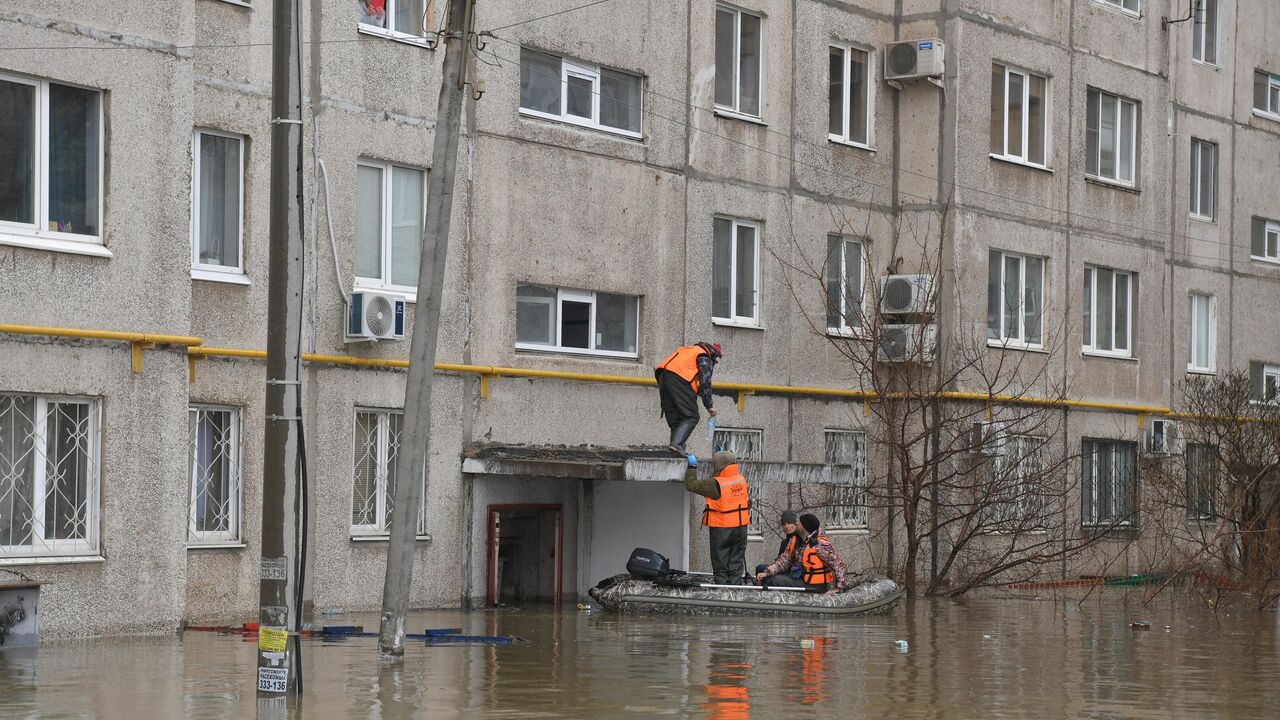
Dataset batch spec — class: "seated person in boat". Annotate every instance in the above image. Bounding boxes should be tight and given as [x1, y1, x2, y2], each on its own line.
[754, 510, 803, 581]
[754, 514, 846, 594]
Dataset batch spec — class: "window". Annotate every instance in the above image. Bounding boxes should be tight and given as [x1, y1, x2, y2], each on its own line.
[1094, 0, 1140, 14]
[1253, 71, 1280, 119]
[990, 63, 1048, 167]
[1185, 443, 1215, 520]
[714, 5, 762, 118]
[1083, 265, 1133, 356]
[0, 394, 100, 558]
[351, 410, 425, 536]
[1081, 439, 1138, 527]
[1249, 361, 1280, 403]
[713, 427, 762, 535]
[188, 406, 242, 544]
[824, 431, 868, 529]
[985, 435, 1046, 529]
[519, 48, 643, 137]
[1187, 293, 1215, 372]
[1189, 138, 1216, 220]
[191, 131, 245, 280]
[355, 161, 424, 294]
[986, 250, 1044, 347]
[828, 45, 872, 147]
[0, 74, 102, 250]
[1250, 217, 1280, 263]
[515, 284, 639, 357]
[1085, 89, 1138, 185]
[1192, 0, 1218, 65]
[712, 217, 760, 325]
[825, 236, 864, 333]
[357, 0, 429, 42]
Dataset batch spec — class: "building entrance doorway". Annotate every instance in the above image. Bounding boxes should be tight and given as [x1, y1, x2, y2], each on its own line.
[486, 504, 563, 607]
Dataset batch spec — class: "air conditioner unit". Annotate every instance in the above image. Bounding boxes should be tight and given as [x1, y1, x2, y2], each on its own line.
[1144, 419, 1183, 456]
[884, 39, 945, 81]
[969, 421, 1008, 458]
[345, 291, 406, 342]
[880, 274, 936, 315]
[876, 323, 938, 364]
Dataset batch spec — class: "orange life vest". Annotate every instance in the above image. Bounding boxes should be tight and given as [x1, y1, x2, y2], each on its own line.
[702, 464, 750, 528]
[801, 535, 834, 586]
[656, 345, 709, 392]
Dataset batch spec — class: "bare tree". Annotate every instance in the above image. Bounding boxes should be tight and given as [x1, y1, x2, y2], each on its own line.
[773, 199, 1133, 596]
[1140, 371, 1280, 609]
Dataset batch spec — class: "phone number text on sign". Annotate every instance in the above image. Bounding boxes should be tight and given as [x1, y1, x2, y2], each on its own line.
[258, 667, 289, 693]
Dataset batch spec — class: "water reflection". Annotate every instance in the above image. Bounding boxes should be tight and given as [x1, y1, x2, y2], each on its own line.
[0, 598, 1277, 719]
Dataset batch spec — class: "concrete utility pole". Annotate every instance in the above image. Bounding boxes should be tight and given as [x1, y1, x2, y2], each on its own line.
[378, 0, 476, 657]
[257, 0, 305, 702]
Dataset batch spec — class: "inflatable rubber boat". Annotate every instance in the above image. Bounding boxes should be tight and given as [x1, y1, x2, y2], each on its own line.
[588, 572, 904, 616]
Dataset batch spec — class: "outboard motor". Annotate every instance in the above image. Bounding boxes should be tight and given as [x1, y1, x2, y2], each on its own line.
[625, 547, 670, 579]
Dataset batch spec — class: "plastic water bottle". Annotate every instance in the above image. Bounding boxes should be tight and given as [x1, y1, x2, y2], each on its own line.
[706, 417, 717, 444]
[894, 640, 909, 653]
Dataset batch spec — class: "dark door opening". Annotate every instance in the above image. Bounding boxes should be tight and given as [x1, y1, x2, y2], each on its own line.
[486, 504, 562, 607]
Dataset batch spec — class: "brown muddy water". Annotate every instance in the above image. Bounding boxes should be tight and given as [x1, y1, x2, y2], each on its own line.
[1, 597, 1277, 719]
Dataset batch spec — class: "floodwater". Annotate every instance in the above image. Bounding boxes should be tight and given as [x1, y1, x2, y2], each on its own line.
[2, 597, 1278, 719]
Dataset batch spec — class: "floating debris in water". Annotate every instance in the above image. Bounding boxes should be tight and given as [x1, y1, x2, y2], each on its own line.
[895, 640, 909, 652]
[1130, 621, 1152, 630]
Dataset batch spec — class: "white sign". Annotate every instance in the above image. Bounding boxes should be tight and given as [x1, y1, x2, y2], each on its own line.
[260, 557, 288, 582]
[257, 667, 289, 693]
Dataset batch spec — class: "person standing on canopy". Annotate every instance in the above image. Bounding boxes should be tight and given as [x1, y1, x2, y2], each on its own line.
[655, 341, 722, 455]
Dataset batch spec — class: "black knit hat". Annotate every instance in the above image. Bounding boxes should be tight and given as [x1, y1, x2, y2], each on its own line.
[780, 511, 798, 525]
[799, 513, 820, 534]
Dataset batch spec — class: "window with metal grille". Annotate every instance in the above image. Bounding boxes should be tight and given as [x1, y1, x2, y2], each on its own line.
[0, 394, 100, 558]
[984, 435, 1045, 529]
[1081, 438, 1138, 526]
[712, 427, 762, 535]
[1185, 443, 1215, 520]
[824, 430, 868, 529]
[351, 409, 425, 536]
[188, 406, 242, 544]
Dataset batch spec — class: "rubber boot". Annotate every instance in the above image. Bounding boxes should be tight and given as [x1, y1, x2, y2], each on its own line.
[667, 419, 697, 456]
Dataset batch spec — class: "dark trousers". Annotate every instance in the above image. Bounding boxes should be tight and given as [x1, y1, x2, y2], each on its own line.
[657, 370, 700, 430]
[762, 573, 826, 592]
[709, 526, 748, 585]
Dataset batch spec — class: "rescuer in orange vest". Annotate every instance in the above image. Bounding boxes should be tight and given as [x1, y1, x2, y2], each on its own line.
[654, 341, 722, 455]
[683, 450, 750, 585]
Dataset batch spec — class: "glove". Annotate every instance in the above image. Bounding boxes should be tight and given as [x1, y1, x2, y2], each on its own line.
[686, 454, 698, 468]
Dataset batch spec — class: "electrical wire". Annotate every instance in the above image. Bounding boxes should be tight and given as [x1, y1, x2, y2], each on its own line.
[479, 0, 621, 33]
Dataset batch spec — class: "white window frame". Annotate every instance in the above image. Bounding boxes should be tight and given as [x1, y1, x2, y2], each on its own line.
[1085, 88, 1138, 187]
[514, 284, 641, 359]
[0, 394, 101, 560]
[1192, 0, 1218, 66]
[990, 63, 1050, 169]
[712, 427, 763, 538]
[517, 49, 644, 139]
[987, 249, 1045, 349]
[824, 430, 869, 531]
[357, 0, 433, 47]
[1189, 138, 1217, 221]
[1186, 293, 1215, 374]
[1254, 220, 1280, 263]
[353, 159, 424, 299]
[1093, 0, 1140, 16]
[985, 435, 1047, 531]
[187, 405, 243, 545]
[712, 217, 762, 327]
[191, 130, 247, 284]
[1254, 71, 1280, 121]
[1082, 265, 1134, 358]
[1264, 364, 1280, 404]
[1081, 438, 1138, 527]
[826, 235, 866, 336]
[0, 73, 106, 257]
[350, 409, 427, 538]
[828, 44, 874, 149]
[714, 4, 764, 120]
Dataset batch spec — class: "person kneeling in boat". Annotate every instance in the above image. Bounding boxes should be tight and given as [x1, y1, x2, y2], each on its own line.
[683, 450, 751, 585]
[755, 513, 846, 594]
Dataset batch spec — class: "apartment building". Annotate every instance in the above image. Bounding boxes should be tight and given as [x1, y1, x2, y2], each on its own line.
[1, 0, 1278, 638]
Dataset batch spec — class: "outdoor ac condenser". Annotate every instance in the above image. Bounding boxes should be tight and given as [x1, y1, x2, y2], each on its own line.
[884, 39, 945, 81]
[880, 274, 936, 315]
[345, 291, 406, 342]
[1144, 419, 1183, 456]
[876, 323, 938, 364]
